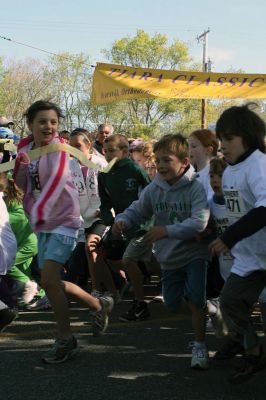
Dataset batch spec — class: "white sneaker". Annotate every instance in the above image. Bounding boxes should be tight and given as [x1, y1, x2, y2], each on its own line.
[191, 343, 209, 369]
[19, 280, 39, 305]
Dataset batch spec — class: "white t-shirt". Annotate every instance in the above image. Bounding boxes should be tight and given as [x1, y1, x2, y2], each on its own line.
[0, 193, 17, 274]
[70, 154, 107, 229]
[222, 150, 266, 277]
[209, 197, 233, 281]
[196, 164, 214, 202]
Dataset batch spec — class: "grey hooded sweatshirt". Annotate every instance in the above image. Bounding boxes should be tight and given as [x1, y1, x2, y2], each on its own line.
[115, 165, 210, 269]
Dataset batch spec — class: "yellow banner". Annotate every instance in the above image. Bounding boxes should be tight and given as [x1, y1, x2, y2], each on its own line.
[92, 63, 266, 104]
[0, 143, 116, 173]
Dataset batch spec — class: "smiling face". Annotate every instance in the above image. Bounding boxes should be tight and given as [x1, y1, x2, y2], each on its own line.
[220, 135, 248, 164]
[28, 109, 59, 147]
[154, 149, 189, 185]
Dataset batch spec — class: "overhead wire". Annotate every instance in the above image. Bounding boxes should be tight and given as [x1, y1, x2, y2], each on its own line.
[0, 34, 96, 69]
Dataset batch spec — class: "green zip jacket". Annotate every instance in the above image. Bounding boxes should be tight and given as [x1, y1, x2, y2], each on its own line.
[8, 201, 38, 250]
[98, 157, 151, 226]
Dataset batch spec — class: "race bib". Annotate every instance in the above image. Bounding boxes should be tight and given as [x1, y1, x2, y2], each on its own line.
[223, 189, 246, 218]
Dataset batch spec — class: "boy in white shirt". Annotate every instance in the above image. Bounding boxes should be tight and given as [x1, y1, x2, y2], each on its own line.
[210, 104, 266, 384]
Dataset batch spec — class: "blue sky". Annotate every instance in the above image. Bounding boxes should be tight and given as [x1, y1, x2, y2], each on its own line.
[0, 0, 265, 73]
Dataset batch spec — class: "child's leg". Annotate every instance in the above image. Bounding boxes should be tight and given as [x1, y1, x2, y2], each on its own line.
[188, 301, 207, 342]
[122, 238, 153, 301]
[0, 276, 17, 309]
[64, 241, 89, 286]
[220, 271, 266, 355]
[86, 228, 117, 296]
[87, 247, 117, 295]
[185, 259, 208, 343]
[123, 258, 144, 301]
[163, 259, 209, 369]
[62, 280, 101, 311]
[8, 234, 38, 281]
[41, 260, 73, 340]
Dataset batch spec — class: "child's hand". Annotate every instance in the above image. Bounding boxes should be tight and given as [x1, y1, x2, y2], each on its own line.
[209, 238, 230, 257]
[16, 152, 30, 165]
[144, 226, 167, 244]
[112, 221, 126, 236]
[94, 209, 101, 217]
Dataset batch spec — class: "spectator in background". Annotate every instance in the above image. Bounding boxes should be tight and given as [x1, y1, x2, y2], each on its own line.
[59, 130, 70, 144]
[0, 117, 14, 130]
[93, 124, 113, 155]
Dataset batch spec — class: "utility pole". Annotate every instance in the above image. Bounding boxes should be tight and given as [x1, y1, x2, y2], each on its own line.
[197, 28, 210, 129]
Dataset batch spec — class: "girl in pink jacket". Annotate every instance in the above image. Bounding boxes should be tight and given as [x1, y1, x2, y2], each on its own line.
[13, 100, 113, 364]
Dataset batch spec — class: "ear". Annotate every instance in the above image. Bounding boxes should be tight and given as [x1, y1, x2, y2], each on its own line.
[182, 157, 190, 167]
[206, 145, 214, 155]
[27, 122, 33, 133]
[123, 148, 129, 157]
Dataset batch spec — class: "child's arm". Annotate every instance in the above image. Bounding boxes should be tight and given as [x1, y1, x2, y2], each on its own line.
[13, 152, 31, 192]
[112, 220, 127, 236]
[210, 160, 266, 255]
[98, 173, 115, 226]
[114, 185, 153, 231]
[218, 206, 266, 250]
[0, 196, 17, 274]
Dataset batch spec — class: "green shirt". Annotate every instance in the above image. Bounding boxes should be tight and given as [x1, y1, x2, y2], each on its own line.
[98, 157, 151, 226]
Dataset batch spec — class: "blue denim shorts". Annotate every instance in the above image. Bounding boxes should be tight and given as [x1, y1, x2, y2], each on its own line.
[37, 233, 77, 269]
[162, 259, 207, 310]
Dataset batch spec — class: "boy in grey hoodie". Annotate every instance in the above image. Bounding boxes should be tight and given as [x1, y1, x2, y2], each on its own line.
[112, 134, 210, 369]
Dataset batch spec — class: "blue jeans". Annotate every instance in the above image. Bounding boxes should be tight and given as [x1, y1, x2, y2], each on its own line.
[162, 259, 207, 311]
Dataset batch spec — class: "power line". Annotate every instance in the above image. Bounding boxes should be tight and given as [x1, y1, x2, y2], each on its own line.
[0, 34, 96, 69]
[0, 34, 58, 56]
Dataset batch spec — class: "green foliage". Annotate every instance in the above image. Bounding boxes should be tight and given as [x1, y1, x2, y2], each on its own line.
[0, 31, 258, 139]
[99, 30, 202, 137]
[46, 53, 93, 130]
[103, 29, 192, 70]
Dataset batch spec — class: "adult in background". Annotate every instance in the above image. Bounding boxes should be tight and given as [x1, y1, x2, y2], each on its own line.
[93, 124, 113, 155]
[59, 130, 70, 144]
[0, 116, 14, 130]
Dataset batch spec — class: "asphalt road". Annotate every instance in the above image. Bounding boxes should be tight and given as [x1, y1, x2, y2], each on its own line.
[0, 281, 266, 400]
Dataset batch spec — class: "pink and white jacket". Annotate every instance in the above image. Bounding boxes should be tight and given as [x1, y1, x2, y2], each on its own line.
[13, 135, 81, 232]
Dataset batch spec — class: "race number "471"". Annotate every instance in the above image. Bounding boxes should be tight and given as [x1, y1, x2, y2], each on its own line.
[223, 189, 246, 218]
